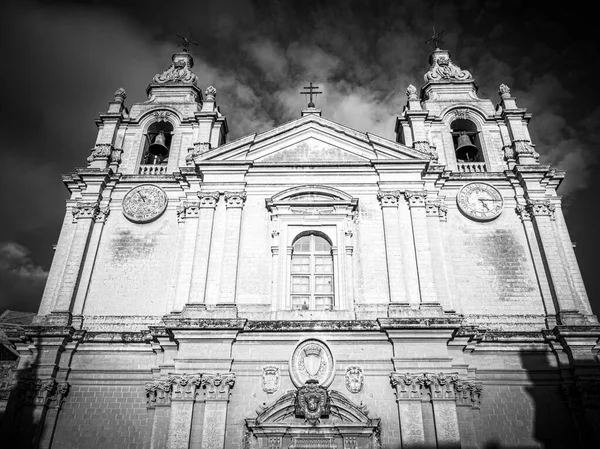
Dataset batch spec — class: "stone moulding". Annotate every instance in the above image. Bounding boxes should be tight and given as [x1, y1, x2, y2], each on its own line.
[390, 372, 482, 409]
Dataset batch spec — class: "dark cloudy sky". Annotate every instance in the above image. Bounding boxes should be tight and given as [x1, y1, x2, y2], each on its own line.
[1, 0, 599, 317]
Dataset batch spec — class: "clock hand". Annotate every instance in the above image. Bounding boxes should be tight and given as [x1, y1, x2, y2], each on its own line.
[478, 198, 490, 210]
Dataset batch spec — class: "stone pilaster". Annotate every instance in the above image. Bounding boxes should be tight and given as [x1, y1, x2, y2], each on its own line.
[390, 372, 481, 449]
[425, 198, 454, 311]
[200, 373, 236, 449]
[52, 201, 106, 318]
[189, 192, 220, 304]
[405, 190, 438, 306]
[172, 200, 201, 310]
[165, 374, 202, 449]
[377, 191, 408, 305]
[218, 192, 246, 305]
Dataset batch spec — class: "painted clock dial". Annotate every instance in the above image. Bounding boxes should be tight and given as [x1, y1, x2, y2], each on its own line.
[122, 184, 168, 223]
[457, 182, 503, 221]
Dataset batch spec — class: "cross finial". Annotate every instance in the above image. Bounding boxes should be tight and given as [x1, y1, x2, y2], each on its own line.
[176, 34, 198, 53]
[300, 82, 323, 108]
[425, 26, 445, 50]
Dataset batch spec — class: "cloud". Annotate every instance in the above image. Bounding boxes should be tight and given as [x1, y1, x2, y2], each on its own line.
[0, 242, 48, 313]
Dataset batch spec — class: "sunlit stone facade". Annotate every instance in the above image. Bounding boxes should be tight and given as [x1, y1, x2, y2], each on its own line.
[1, 46, 599, 449]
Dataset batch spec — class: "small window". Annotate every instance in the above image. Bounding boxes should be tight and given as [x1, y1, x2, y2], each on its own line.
[291, 233, 334, 311]
[451, 119, 483, 162]
[141, 121, 174, 165]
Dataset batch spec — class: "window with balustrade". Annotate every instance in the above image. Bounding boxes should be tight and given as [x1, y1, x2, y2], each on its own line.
[290, 232, 334, 311]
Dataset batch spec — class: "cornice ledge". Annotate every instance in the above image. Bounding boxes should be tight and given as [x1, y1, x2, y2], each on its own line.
[22, 325, 75, 338]
[162, 317, 247, 330]
[551, 325, 600, 339]
[378, 317, 463, 329]
[83, 331, 151, 343]
[243, 320, 380, 332]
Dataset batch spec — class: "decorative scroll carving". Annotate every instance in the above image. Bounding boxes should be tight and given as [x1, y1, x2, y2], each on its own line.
[205, 86, 217, 101]
[87, 143, 113, 163]
[525, 199, 556, 220]
[425, 200, 448, 221]
[512, 140, 540, 161]
[71, 201, 100, 222]
[345, 366, 364, 394]
[16, 378, 69, 407]
[153, 53, 198, 85]
[425, 50, 472, 82]
[453, 108, 470, 120]
[113, 88, 126, 103]
[295, 379, 330, 425]
[498, 83, 511, 98]
[198, 191, 220, 208]
[224, 191, 247, 208]
[186, 142, 211, 165]
[390, 372, 482, 409]
[404, 190, 428, 207]
[202, 373, 236, 401]
[377, 190, 401, 207]
[176, 200, 201, 222]
[406, 84, 418, 100]
[167, 373, 202, 401]
[145, 380, 171, 407]
[261, 365, 280, 394]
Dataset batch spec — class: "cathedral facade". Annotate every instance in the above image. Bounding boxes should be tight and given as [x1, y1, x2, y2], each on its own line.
[1, 45, 599, 449]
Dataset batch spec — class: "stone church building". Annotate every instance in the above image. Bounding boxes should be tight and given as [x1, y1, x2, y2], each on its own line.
[0, 43, 599, 449]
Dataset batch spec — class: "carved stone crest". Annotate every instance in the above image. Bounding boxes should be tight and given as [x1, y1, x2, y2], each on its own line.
[261, 365, 280, 394]
[345, 366, 364, 393]
[295, 379, 330, 425]
[289, 338, 335, 388]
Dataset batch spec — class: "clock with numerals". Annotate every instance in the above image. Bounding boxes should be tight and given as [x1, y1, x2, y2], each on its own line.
[457, 182, 503, 221]
[122, 184, 168, 223]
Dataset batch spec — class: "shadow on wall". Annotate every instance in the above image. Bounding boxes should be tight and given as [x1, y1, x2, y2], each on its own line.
[517, 347, 599, 449]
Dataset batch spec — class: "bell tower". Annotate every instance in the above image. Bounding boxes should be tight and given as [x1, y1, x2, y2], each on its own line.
[87, 46, 228, 176]
[396, 44, 539, 173]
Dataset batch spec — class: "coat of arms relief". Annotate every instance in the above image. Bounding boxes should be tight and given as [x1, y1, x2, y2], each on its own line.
[261, 365, 280, 394]
[289, 339, 335, 389]
[345, 366, 364, 393]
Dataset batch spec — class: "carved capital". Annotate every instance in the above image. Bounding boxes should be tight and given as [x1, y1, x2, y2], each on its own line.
[454, 380, 482, 409]
[224, 191, 247, 208]
[71, 201, 100, 222]
[512, 140, 540, 163]
[404, 190, 428, 207]
[425, 200, 447, 221]
[186, 142, 211, 165]
[17, 378, 60, 407]
[145, 380, 172, 407]
[87, 143, 113, 164]
[110, 148, 123, 164]
[177, 200, 201, 222]
[390, 373, 423, 400]
[202, 373, 236, 401]
[377, 190, 401, 207]
[167, 373, 202, 401]
[198, 191, 220, 208]
[525, 199, 556, 220]
[430, 373, 460, 400]
[391, 372, 481, 408]
[515, 203, 532, 222]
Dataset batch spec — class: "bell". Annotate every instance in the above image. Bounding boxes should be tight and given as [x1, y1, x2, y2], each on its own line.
[455, 132, 479, 161]
[148, 131, 169, 158]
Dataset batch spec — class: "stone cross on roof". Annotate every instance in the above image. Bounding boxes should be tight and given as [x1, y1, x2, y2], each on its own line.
[300, 82, 323, 108]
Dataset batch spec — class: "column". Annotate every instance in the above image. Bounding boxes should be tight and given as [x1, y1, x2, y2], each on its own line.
[425, 199, 455, 310]
[189, 193, 220, 304]
[390, 373, 426, 448]
[526, 199, 579, 314]
[200, 373, 236, 449]
[52, 202, 100, 316]
[166, 374, 202, 449]
[71, 204, 110, 319]
[173, 200, 201, 310]
[515, 203, 557, 319]
[145, 381, 172, 449]
[37, 382, 70, 449]
[218, 192, 246, 304]
[405, 191, 438, 305]
[430, 374, 461, 449]
[377, 191, 408, 304]
[270, 231, 280, 311]
[398, 196, 420, 307]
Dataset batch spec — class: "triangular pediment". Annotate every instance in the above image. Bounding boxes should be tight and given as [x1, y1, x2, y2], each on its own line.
[196, 114, 431, 164]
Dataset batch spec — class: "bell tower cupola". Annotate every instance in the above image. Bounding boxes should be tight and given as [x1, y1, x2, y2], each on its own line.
[395, 34, 540, 172]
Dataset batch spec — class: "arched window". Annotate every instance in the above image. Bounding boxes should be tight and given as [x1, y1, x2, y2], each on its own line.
[290, 232, 334, 311]
[141, 121, 174, 165]
[450, 119, 483, 162]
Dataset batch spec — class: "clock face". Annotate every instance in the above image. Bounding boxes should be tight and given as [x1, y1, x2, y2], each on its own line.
[457, 182, 503, 221]
[122, 184, 168, 223]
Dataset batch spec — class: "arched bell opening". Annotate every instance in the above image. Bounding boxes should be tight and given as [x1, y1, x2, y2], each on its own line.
[450, 119, 483, 163]
[141, 121, 174, 165]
